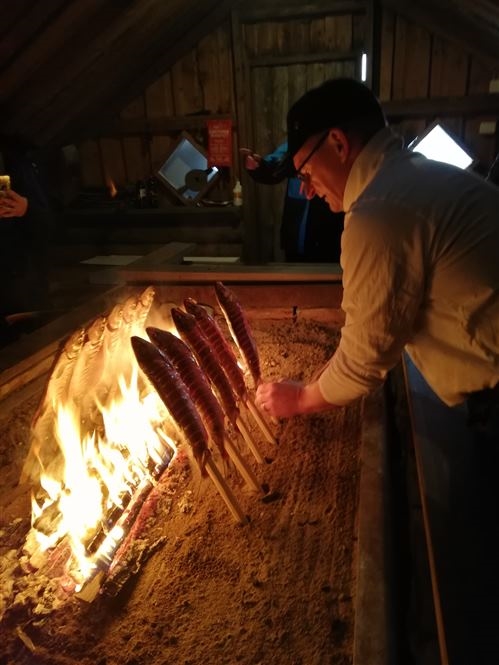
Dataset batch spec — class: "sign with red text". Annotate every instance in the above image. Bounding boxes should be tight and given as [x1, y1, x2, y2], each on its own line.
[207, 119, 233, 167]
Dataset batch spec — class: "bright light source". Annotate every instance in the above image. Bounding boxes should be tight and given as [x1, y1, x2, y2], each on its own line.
[361, 53, 367, 82]
[409, 123, 474, 170]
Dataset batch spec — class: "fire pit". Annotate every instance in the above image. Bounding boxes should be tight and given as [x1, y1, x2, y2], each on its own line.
[0, 279, 389, 665]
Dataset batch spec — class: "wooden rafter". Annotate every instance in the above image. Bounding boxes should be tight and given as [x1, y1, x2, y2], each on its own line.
[383, 0, 499, 63]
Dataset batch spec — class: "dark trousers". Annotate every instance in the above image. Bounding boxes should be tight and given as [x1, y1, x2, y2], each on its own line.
[466, 383, 499, 439]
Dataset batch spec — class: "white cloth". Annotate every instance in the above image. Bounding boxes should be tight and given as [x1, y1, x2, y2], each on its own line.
[318, 127, 499, 406]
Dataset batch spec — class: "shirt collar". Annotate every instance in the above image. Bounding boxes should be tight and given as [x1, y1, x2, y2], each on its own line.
[343, 127, 404, 212]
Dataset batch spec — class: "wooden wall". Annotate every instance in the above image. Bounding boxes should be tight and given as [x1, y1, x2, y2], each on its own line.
[77, 23, 235, 195]
[241, 9, 367, 261]
[73, 1, 499, 262]
[379, 7, 499, 170]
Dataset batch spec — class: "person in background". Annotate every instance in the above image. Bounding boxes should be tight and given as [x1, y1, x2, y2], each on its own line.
[242, 142, 343, 262]
[255, 78, 499, 436]
[0, 135, 53, 344]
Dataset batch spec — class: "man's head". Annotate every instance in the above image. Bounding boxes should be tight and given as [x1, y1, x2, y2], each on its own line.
[287, 78, 386, 211]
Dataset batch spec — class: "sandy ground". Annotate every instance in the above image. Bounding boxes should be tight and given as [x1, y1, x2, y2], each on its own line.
[0, 315, 362, 665]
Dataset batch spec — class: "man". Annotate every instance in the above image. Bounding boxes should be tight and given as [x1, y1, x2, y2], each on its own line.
[242, 142, 343, 262]
[256, 77, 499, 424]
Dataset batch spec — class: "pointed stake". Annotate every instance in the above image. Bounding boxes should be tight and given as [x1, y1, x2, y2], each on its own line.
[205, 456, 248, 525]
[224, 436, 264, 494]
[245, 398, 277, 445]
[236, 415, 265, 464]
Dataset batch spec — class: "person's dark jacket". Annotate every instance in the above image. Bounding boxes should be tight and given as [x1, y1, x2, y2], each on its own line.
[0, 139, 52, 315]
[247, 142, 343, 262]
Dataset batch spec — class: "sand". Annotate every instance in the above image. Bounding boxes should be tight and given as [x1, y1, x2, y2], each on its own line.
[0, 315, 362, 665]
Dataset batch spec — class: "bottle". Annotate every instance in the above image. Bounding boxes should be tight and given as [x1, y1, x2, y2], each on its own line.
[136, 179, 147, 208]
[233, 179, 243, 206]
[147, 175, 159, 208]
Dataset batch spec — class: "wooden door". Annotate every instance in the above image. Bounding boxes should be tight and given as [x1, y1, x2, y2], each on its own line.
[236, 7, 369, 262]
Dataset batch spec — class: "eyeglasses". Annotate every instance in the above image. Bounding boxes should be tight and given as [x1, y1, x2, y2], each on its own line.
[295, 131, 329, 181]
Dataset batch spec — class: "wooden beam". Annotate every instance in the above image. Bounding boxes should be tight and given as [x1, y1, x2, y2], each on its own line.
[384, 92, 499, 119]
[365, 0, 382, 94]
[0, 1, 70, 71]
[89, 114, 235, 139]
[382, 0, 499, 64]
[249, 50, 361, 68]
[50, 0, 240, 147]
[230, 8, 257, 262]
[4, 0, 189, 142]
[119, 262, 343, 286]
[240, 0, 367, 23]
[2, 0, 159, 137]
[0, 0, 104, 102]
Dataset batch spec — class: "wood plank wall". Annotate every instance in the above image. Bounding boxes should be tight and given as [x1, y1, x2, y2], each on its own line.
[75, 2, 499, 261]
[380, 8, 499, 170]
[242, 11, 366, 261]
[77, 23, 235, 194]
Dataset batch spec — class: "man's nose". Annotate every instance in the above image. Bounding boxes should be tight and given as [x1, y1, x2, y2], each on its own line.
[299, 179, 316, 200]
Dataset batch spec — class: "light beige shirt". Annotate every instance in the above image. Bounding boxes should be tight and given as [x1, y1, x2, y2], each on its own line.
[318, 127, 499, 406]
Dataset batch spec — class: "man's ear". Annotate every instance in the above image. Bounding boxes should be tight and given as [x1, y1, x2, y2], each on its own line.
[328, 129, 350, 164]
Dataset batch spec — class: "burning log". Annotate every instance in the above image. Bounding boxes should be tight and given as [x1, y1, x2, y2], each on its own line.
[131, 336, 247, 525]
[75, 473, 157, 602]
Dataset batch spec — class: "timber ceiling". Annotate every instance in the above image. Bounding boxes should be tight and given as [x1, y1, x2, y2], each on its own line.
[1, 0, 499, 149]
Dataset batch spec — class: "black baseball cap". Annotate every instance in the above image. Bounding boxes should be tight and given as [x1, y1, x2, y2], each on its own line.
[287, 78, 386, 163]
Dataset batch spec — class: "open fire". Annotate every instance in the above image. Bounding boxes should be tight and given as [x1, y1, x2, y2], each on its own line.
[20, 283, 273, 602]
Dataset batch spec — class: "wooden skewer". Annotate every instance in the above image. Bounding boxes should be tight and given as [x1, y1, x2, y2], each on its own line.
[235, 415, 265, 464]
[223, 436, 264, 494]
[245, 398, 277, 445]
[205, 456, 248, 525]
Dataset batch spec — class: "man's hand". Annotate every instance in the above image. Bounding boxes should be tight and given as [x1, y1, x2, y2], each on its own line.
[256, 379, 304, 418]
[256, 379, 336, 418]
[240, 148, 262, 171]
[0, 189, 28, 218]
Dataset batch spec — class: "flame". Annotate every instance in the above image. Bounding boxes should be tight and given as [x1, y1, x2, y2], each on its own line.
[31, 346, 177, 585]
[106, 177, 118, 199]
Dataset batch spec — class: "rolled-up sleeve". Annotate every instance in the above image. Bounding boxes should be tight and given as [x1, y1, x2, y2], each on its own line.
[318, 206, 426, 405]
